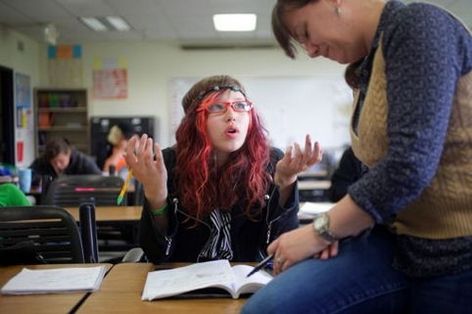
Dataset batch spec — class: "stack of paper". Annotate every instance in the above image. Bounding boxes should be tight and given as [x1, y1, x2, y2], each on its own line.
[1, 266, 107, 295]
[298, 202, 333, 220]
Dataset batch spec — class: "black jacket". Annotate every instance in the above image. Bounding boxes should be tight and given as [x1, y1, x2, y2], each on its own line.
[139, 147, 299, 263]
[328, 147, 366, 202]
[30, 150, 101, 181]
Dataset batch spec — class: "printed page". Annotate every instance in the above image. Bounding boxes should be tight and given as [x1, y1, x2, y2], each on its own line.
[142, 260, 236, 300]
[1, 266, 107, 295]
[231, 265, 273, 298]
[298, 202, 333, 219]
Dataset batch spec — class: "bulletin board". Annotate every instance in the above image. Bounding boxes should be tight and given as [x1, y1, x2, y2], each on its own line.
[14, 72, 34, 165]
[169, 76, 353, 150]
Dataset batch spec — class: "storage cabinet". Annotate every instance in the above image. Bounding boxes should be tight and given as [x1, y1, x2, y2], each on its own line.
[34, 88, 89, 156]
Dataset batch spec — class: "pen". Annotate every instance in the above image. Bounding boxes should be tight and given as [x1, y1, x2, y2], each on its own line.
[116, 169, 133, 205]
[246, 254, 273, 278]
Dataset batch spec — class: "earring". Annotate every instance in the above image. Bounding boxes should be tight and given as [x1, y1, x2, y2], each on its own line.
[335, 6, 341, 17]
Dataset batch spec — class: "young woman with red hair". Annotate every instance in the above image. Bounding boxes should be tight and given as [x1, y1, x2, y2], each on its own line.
[125, 75, 321, 263]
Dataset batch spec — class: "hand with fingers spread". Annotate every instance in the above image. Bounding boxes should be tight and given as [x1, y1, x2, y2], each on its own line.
[274, 134, 322, 189]
[124, 134, 168, 209]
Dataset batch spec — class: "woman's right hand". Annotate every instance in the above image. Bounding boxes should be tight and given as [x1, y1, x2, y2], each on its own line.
[124, 134, 168, 208]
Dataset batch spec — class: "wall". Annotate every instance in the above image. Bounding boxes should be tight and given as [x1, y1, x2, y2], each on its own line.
[39, 41, 350, 149]
[0, 26, 40, 167]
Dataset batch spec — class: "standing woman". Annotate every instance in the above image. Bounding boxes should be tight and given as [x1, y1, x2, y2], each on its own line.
[243, 0, 472, 313]
[125, 75, 322, 263]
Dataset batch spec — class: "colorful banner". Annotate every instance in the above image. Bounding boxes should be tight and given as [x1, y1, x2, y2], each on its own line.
[48, 45, 82, 59]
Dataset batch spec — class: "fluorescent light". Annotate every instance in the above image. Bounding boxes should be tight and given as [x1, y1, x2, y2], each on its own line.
[105, 16, 131, 31]
[213, 14, 257, 32]
[80, 17, 108, 31]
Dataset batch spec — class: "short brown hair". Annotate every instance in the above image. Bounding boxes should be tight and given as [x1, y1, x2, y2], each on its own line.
[44, 138, 71, 161]
[272, 0, 316, 59]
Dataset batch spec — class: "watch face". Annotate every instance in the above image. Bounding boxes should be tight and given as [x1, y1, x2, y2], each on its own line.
[314, 214, 328, 230]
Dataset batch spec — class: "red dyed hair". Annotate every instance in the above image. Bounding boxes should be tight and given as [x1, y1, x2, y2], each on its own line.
[175, 80, 271, 222]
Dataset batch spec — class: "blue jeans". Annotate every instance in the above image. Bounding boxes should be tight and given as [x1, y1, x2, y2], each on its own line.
[242, 227, 472, 314]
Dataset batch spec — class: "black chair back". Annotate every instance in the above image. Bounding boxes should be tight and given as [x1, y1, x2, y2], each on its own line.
[43, 175, 125, 206]
[0, 206, 84, 264]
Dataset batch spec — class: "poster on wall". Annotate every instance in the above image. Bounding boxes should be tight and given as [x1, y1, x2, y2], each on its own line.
[48, 44, 83, 87]
[93, 68, 128, 99]
[14, 72, 32, 129]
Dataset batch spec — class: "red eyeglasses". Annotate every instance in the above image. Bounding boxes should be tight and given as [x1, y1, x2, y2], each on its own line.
[197, 100, 254, 114]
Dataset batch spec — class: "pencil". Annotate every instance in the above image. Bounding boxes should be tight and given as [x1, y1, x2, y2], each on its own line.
[116, 169, 133, 205]
[246, 254, 273, 277]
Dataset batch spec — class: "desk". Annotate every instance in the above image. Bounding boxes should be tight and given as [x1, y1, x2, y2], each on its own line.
[298, 179, 331, 202]
[0, 263, 112, 314]
[78, 263, 247, 314]
[65, 206, 142, 253]
[65, 206, 142, 222]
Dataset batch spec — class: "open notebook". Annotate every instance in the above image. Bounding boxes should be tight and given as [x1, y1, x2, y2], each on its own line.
[1, 266, 107, 295]
[142, 260, 272, 300]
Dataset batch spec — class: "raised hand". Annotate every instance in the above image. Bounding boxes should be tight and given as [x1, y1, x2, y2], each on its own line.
[274, 134, 322, 188]
[124, 134, 168, 208]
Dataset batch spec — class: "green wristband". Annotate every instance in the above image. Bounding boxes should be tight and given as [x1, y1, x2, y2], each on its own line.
[151, 203, 167, 216]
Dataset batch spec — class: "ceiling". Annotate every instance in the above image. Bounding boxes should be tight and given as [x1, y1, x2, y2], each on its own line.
[0, 0, 470, 47]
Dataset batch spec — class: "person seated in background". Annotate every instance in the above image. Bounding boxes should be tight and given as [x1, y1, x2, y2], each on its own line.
[125, 75, 323, 263]
[0, 183, 31, 206]
[103, 123, 133, 176]
[30, 137, 101, 180]
[328, 146, 366, 202]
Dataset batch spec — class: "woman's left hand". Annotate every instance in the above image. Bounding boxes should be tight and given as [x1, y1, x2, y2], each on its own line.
[268, 224, 337, 275]
[274, 135, 322, 188]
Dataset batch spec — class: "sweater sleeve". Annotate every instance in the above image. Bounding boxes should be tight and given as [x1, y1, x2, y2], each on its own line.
[348, 4, 470, 222]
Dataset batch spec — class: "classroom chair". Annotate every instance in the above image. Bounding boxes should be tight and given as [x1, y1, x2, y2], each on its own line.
[0, 206, 85, 264]
[42, 175, 125, 206]
[42, 175, 137, 262]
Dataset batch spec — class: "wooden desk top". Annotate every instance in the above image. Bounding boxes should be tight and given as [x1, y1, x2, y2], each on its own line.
[78, 263, 247, 314]
[0, 263, 112, 314]
[65, 206, 142, 222]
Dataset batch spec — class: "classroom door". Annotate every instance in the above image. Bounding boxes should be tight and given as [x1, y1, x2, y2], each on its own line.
[0, 65, 14, 165]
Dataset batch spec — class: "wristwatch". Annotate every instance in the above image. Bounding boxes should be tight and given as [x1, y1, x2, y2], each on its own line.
[313, 213, 338, 243]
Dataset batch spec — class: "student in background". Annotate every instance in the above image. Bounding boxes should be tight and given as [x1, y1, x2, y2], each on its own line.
[30, 137, 101, 180]
[125, 75, 322, 263]
[328, 146, 365, 202]
[243, 0, 472, 313]
[103, 123, 133, 176]
[0, 183, 31, 206]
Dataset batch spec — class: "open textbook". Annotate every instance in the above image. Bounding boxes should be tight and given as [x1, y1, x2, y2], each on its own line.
[142, 259, 273, 300]
[1, 266, 107, 295]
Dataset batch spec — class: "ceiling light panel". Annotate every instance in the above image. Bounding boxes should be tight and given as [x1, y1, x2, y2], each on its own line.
[105, 16, 131, 31]
[213, 14, 257, 32]
[80, 17, 108, 31]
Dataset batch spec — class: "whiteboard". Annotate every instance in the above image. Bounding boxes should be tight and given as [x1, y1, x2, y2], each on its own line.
[168, 76, 353, 150]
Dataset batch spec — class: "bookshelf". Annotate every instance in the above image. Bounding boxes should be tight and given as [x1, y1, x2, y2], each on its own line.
[34, 88, 90, 156]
